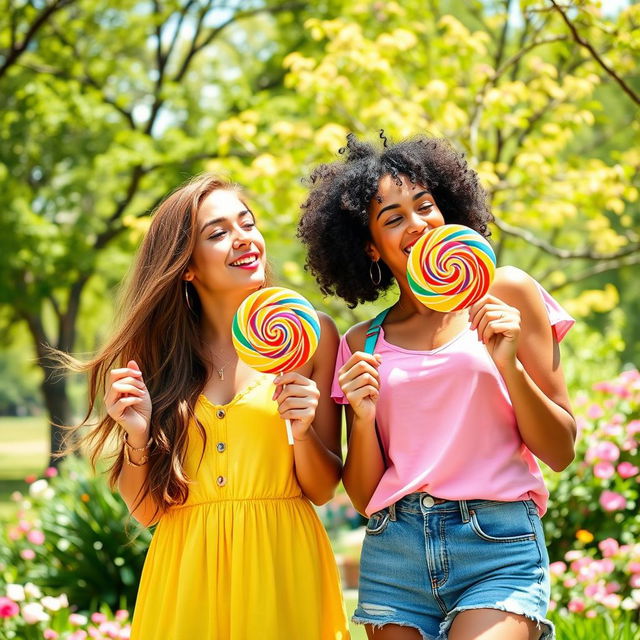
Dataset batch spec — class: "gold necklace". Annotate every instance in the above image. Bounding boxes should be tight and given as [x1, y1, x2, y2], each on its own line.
[211, 350, 237, 381]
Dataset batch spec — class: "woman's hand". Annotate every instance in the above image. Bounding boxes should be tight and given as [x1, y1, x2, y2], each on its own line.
[337, 351, 381, 422]
[273, 372, 320, 440]
[469, 294, 521, 369]
[105, 359, 152, 446]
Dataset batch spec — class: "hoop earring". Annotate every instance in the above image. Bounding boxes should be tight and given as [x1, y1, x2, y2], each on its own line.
[184, 282, 194, 313]
[369, 259, 382, 286]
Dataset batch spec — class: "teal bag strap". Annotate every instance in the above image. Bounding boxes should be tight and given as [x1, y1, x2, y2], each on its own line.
[364, 308, 391, 354]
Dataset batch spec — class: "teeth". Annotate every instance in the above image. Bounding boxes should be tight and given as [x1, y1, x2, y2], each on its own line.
[231, 256, 257, 266]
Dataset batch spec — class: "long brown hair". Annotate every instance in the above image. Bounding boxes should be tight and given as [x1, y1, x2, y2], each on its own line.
[71, 173, 236, 516]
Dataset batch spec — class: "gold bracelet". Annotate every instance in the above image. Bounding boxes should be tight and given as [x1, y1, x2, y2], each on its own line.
[123, 443, 148, 467]
[123, 431, 153, 451]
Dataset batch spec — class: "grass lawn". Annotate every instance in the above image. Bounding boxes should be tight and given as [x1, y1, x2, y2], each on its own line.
[0, 416, 49, 520]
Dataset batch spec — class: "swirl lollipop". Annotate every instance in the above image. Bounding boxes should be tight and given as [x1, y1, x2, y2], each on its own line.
[232, 287, 321, 444]
[407, 224, 496, 312]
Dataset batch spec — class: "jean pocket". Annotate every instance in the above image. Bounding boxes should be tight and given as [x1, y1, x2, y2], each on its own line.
[365, 510, 391, 536]
[469, 502, 537, 543]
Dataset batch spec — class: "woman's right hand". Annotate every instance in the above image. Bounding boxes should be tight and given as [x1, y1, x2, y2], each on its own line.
[337, 352, 381, 422]
[105, 359, 152, 445]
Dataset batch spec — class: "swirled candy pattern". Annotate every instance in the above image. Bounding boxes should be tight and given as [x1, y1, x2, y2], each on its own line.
[407, 224, 496, 312]
[232, 287, 320, 373]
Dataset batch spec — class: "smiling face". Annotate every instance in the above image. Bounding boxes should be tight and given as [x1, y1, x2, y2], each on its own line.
[183, 188, 266, 297]
[367, 174, 445, 280]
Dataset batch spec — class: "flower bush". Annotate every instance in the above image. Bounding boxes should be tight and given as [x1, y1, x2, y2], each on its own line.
[0, 457, 151, 612]
[0, 581, 131, 639]
[549, 539, 640, 616]
[543, 368, 640, 628]
[544, 369, 639, 560]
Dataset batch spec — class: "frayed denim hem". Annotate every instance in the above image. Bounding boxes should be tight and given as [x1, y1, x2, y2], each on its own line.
[351, 615, 434, 640]
[438, 605, 554, 640]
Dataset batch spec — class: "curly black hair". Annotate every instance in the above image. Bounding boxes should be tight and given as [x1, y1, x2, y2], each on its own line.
[297, 133, 494, 308]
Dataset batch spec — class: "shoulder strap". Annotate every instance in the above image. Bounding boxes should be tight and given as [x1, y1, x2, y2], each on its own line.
[364, 308, 391, 355]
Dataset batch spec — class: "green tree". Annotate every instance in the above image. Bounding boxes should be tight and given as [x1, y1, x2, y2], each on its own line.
[0, 0, 316, 462]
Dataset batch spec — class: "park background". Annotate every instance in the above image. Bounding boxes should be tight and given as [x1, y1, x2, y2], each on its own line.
[0, 0, 639, 638]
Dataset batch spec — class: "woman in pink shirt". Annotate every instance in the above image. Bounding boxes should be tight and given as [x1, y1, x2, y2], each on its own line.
[298, 134, 576, 640]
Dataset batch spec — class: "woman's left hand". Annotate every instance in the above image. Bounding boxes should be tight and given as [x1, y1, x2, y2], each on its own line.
[272, 372, 320, 440]
[468, 294, 521, 369]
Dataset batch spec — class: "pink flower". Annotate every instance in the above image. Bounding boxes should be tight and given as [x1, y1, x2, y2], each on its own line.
[18, 519, 31, 533]
[68, 632, 88, 640]
[115, 610, 129, 622]
[44, 631, 60, 639]
[99, 621, 121, 637]
[20, 549, 36, 560]
[585, 583, 605, 599]
[618, 462, 639, 479]
[586, 610, 597, 618]
[602, 593, 622, 609]
[8, 527, 22, 541]
[91, 612, 107, 624]
[565, 550, 583, 561]
[627, 562, 640, 574]
[563, 577, 577, 588]
[568, 598, 585, 613]
[0, 597, 20, 619]
[587, 404, 604, 419]
[24, 474, 37, 484]
[586, 441, 620, 463]
[44, 467, 58, 478]
[549, 561, 567, 575]
[599, 538, 620, 558]
[69, 613, 88, 626]
[630, 574, 640, 588]
[627, 420, 640, 435]
[602, 423, 623, 437]
[593, 461, 615, 479]
[605, 581, 621, 593]
[599, 490, 627, 512]
[27, 529, 45, 545]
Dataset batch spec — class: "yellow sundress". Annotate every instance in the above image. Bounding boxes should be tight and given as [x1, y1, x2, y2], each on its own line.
[130, 373, 349, 639]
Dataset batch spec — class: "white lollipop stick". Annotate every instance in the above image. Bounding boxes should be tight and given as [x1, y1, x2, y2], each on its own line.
[285, 418, 294, 446]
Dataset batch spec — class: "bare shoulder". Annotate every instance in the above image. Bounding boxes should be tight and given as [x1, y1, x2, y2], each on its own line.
[489, 266, 542, 308]
[317, 311, 339, 346]
[489, 265, 543, 314]
[344, 319, 370, 354]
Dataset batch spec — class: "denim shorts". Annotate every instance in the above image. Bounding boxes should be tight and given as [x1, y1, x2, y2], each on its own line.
[353, 493, 553, 640]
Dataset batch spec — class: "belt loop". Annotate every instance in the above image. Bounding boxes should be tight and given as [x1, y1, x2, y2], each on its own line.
[388, 502, 397, 521]
[459, 499, 470, 523]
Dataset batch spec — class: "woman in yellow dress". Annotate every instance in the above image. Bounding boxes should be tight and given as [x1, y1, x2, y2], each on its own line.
[74, 174, 349, 639]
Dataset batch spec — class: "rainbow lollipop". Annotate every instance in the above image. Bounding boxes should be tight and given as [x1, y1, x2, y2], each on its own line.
[407, 224, 496, 312]
[232, 287, 321, 444]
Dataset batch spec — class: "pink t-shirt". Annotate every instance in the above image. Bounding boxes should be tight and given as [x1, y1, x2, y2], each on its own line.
[332, 283, 574, 517]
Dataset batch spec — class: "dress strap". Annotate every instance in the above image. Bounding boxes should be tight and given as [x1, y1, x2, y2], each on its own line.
[364, 308, 391, 355]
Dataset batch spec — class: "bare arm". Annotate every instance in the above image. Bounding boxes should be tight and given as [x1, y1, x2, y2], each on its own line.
[470, 267, 576, 471]
[107, 361, 160, 527]
[274, 313, 343, 505]
[339, 324, 386, 515]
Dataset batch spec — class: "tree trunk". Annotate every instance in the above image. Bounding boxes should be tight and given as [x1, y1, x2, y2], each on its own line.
[40, 360, 72, 467]
[23, 303, 80, 467]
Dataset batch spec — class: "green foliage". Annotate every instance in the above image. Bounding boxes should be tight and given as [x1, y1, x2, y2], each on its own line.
[0, 0, 638, 455]
[544, 368, 639, 559]
[0, 457, 151, 612]
[549, 609, 639, 640]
